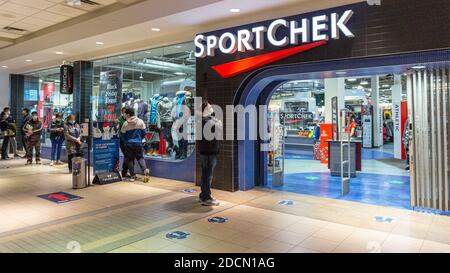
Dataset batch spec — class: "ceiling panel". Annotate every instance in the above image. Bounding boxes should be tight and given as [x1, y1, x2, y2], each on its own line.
[33, 11, 70, 23]
[21, 17, 55, 27]
[9, 0, 56, 10]
[0, 30, 21, 38]
[0, 2, 41, 16]
[47, 4, 88, 17]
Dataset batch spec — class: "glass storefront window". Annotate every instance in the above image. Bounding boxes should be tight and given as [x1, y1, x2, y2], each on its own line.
[92, 42, 196, 161]
[27, 67, 73, 146]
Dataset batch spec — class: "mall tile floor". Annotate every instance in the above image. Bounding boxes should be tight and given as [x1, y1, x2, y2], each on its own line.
[0, 157, 450, 253]
[268, 143, 411, 209]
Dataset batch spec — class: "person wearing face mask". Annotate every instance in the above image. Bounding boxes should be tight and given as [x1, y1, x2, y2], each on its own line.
[115, 107, 129, 177]
[23, 111, 43, 165]
[3, 107, 19, 159]
[49, 112, 65, 166]
[120, 107, 149, 182]
[20, 108, 31, 159]
[0, 111, 14, 160]
[64, 115, 82, 173]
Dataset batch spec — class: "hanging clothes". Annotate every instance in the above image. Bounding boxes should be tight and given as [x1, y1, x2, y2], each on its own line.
[149, 94, 162, 126]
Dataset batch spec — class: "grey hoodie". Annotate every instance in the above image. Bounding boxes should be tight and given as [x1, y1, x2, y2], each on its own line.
[157, 98, 174, 127]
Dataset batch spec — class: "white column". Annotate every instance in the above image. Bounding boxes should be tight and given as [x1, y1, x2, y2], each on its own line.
[324, 78, 345, 124]
[371, 76, 383, 147]
[392, 74, 402, 159]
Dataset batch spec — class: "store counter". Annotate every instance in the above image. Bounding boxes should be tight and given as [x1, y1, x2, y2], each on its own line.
[326, 140, 362, 177]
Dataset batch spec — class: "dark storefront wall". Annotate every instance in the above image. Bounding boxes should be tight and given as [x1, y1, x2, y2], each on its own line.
[195, 0, 450, 192]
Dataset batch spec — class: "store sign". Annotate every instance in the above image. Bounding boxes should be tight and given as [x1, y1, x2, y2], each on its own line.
[195, 10, 355, 78]
[279, 112, 313, 125]
[60, 65, 73, 95]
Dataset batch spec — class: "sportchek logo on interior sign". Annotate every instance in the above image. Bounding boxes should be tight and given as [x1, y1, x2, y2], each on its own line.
[195, 10, 354, 78]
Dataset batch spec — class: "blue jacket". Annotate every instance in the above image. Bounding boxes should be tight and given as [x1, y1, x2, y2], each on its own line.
[120, 116, 146, 146]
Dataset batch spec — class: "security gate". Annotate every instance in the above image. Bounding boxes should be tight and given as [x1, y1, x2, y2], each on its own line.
[407, 68, 450, 211]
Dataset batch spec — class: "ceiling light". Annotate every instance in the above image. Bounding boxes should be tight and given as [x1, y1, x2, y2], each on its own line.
[347, 78, 357, 82]
[382, 84, 390, 88]
[151, 28, 161, 32]
[360, 81, 369, 85]
[336, 71, 347, 75]
[145, 51, 151, 54]
[25, 59, 32, 62]
[96, 42, 104, 45]
[56, 51, 63, 55]
[412, 65, 426, 70]
[1, 65, 7, 68]
[174, 45, 182, 49]
[230, 8, 241, 13]
[174, 72, 186, 76]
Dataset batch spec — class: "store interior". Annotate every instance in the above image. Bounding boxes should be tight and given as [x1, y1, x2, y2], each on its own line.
[266, 74, 411, 209]
[27, 42, 196, 162]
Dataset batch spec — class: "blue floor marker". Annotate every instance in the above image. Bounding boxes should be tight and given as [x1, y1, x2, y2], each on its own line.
[166, 231, 191, 240]
[375, 216, 394, 223]
[279, 200, 295, 206]
[208, 217, 229, 223]
[182, 189, 197, 193]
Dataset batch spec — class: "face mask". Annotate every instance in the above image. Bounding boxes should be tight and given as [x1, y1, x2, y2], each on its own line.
[56, 118, 62, 122]
[69, 120, 75, 125]
[32, 116, 38, 121]
[122, 113, 127, 118]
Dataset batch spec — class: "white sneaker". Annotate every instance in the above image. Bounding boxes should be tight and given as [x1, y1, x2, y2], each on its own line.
[202, 199, 220, 206]
[56, 161, 63, 165]
[50, 161, 54, 166]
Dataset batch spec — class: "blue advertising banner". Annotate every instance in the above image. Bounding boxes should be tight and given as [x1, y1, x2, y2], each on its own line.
[93, 70, 122, 175]
[93, 139, 120, 174]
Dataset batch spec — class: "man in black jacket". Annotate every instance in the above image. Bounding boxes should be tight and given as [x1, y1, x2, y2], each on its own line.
[23, 111, 43, 165]
[0, 111, 13, 160]
[21, 108, 30, 158]
[198, 101, 222, 206]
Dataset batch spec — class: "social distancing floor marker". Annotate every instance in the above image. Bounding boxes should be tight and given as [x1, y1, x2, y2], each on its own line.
[278, 200, 295, 206]
[166, 231, 191, 240]
[208, 216, 229, 223]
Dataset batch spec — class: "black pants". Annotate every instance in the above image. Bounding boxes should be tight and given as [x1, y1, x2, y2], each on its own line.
[26, 140, 41, 162]
[21, 135, 29, 157]
[200, 154, 217, 201]
[124, 145, 147, 177]
[1, 136, 10, 159]
[68, 152, 82, 172]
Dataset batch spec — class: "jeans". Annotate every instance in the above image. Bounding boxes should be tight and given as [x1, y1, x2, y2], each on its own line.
[200, 154, 217, 201]
[124, 145, 147, 177]
[1, 136, 10, 159]
[119, 140, 128, 176]
[21, 135, 28, 157]
[161, 122, 174, 150]
[26, 140, 41, 162]
[51, 137, 64, 161]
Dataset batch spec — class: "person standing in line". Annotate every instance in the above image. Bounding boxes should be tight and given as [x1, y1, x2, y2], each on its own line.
[403, 119, 410, 171]
[0, 111, 14, 160]
[3, 107, 19, 158]
[23, 111, 43, 165]
[115, 107, 129, 177]
[21, 108, 31, 159]
[64, 114, 82, 173]
[120, 107, 149, 182]
[198, 101, 222, 206]
[49, 112, 65, 166]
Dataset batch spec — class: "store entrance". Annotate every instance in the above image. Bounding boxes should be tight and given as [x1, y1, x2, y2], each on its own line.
[263, 74, 411, 209]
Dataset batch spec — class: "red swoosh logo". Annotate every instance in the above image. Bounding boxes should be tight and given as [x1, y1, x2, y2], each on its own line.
[212, 40, 327, 78]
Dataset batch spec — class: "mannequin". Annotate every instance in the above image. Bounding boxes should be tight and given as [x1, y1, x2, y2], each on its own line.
[172, 91, 192, 159]
[147, 94, 162, 156]
[157, 97, 174, 156]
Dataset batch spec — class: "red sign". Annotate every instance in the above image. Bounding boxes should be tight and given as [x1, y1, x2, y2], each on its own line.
[320, 123, 333, 164]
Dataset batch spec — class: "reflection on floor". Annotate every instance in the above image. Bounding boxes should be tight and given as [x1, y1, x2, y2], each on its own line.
[268, 143, 411, 209]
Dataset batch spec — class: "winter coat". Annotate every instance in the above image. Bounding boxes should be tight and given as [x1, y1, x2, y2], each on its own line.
[23, 119, 43, 142]
[198, 116, 222, 155]
[121, 116, 146, 147]
[49, 119, 65, 140]
[64, 122, 81, 155]
[157, 99, 174, 127]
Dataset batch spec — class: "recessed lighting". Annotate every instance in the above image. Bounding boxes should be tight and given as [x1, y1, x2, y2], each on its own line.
[25, 59, 32, 62]
[230, 8, 241, 13]
[96, 42, 104, 45]
[347, 78, 357, 82]
[1, 65, 7, 68]
[56, 51, 63, 55]
[151, 28, 161, 32]
[412, 65, 426, 69]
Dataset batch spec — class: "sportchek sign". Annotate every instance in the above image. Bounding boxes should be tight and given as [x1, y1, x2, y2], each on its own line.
[195, 10, 354, 78]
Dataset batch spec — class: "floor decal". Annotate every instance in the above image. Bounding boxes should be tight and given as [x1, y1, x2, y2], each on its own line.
[208, 216, 229, 223]
[278, 200, 295, 206]
[38, 192, 83, 204]
[166, 231, 191, 240]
